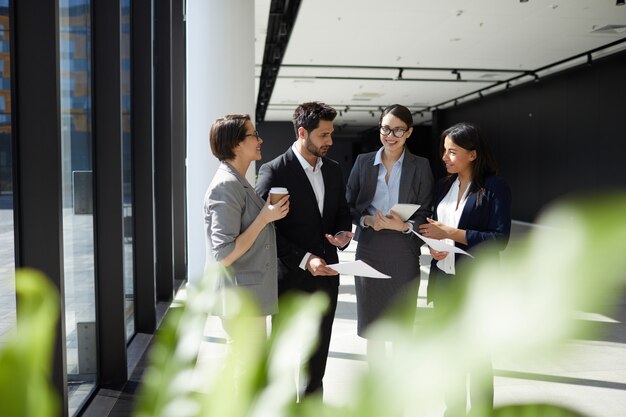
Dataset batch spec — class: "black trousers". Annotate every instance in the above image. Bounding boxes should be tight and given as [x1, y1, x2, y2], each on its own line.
[431, 269, 494, 416]
[274, 274, 339, 396]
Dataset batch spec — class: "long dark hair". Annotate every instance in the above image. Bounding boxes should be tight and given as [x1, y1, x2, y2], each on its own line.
[440, 122, 498, 205]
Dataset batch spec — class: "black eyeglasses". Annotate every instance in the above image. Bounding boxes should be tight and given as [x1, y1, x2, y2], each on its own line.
[245, 131, 261, 140]
[379, 125, 408, 138]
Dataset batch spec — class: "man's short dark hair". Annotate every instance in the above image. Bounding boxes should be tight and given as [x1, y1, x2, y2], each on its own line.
[292, 102, 337, 137]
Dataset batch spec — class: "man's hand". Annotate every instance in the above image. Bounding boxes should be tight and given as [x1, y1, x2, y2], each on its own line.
[306, 255, 339, 276]
[325, 231, 355, 248]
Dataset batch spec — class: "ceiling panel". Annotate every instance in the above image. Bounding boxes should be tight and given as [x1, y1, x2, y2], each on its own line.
[255, 0, 626, 132]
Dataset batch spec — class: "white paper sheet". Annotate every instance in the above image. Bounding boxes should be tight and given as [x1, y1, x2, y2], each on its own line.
[389, 204, 421, 221]
[412, 230, 474, 258]
[326, 260, 391, 279]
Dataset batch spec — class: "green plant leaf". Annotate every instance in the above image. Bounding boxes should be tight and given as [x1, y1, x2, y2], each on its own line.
[492, 403, 588, 417]
[0, 269, 60, 417]
[135, 265, 328, 417]
[135, 194, 626, 417]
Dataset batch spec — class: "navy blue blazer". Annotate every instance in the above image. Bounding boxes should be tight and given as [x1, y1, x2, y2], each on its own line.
[428, 175, 512, 301]
[255, 147, 353, 284]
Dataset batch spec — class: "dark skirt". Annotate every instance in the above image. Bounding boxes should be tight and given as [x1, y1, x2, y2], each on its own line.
[354, 228, 422, 338]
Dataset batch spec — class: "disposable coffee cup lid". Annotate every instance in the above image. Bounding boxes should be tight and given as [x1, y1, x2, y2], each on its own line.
[270, 187, 288, 194]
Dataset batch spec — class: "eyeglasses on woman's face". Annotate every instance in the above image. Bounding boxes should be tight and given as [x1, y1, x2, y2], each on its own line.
[379, 125, 408, 138]
[245, 130, 261, 140]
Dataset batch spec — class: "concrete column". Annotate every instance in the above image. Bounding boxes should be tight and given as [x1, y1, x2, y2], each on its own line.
[186, 0, 256, 285]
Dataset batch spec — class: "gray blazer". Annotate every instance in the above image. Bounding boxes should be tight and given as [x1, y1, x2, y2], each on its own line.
[204, 161, 278, 315]
[346, 148, 434, 241]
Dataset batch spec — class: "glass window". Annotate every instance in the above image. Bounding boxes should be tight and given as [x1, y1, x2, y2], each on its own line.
[0, 0, 15, 346]
[121, 0, 135, 341]
[59, 0, 98, 414]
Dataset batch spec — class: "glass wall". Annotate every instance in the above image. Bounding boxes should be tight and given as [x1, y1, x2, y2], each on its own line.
[121, 0, 135, 341]
[59, 0, 98, 414]
[0, 0, 14, 345]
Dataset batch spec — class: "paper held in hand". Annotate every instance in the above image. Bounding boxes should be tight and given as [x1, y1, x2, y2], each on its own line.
[326, 260, 391, 279]
[412, 230, 474, 258]
[389, 204, 421, 221]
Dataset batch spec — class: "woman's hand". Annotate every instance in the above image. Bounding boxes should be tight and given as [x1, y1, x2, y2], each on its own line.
[363, 212, 384, 231]
[259, 195, 289, 224]
[221, 195, 289, 267]
[429, 247, 449, 261]
[384, 210, 411, 232]
[365, 210, 409, 232]
[418, 217, 452, 240]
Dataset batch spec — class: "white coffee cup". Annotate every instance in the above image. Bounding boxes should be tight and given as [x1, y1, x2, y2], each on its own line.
[269, 187, 289, 204]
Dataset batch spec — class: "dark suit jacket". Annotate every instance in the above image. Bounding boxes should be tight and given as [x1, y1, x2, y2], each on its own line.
[255, 147, 353, 285]
[346, 148, 434, 241]
[428, 175, 512, 302]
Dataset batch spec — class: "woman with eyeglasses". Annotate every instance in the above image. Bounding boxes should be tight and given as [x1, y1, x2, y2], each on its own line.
[204, 114, 289, 342]
[346, 104, 434, 360]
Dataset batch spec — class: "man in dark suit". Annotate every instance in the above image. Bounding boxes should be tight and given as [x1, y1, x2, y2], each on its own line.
[255, 102, 354, 399]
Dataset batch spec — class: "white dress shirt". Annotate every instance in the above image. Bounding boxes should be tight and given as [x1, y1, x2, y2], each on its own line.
[436, 177, 471, 274]
[292, 144, 325, 270]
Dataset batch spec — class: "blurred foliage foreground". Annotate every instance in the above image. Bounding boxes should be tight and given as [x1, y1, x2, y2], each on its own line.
[2, 193, 626, 417]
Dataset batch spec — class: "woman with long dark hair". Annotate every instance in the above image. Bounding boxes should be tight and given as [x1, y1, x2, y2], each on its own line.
[418, 122, 512, 416]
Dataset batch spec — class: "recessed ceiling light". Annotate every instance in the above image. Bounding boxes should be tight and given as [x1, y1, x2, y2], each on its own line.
[353, 92, 383, 98]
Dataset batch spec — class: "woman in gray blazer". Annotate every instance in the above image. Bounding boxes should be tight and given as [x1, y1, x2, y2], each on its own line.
[204, 114, 289, 339]
[346, 104, 433, 360]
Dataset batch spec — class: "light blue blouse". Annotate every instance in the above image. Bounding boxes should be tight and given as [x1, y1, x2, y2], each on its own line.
[364, 147, 405, 218]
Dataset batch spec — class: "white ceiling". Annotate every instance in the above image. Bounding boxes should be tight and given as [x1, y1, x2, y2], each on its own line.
[255, 0, 626, 133]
